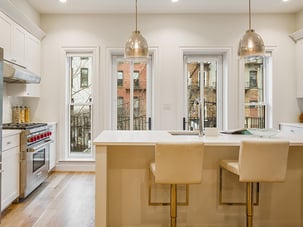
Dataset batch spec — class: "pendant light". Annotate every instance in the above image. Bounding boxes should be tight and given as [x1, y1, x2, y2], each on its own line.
[124, 0, 149, 60]
[238, 0, 265, 57]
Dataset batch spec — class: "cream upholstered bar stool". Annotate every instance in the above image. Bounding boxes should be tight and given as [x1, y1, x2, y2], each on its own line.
[219, 139, 289, 227]
[149, 142, 204, 227]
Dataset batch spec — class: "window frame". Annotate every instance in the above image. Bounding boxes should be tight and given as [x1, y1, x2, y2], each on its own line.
[239, 52, 274, 129]
[183, 54, 224, 130]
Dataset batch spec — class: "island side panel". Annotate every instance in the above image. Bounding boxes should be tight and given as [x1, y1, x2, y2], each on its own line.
[95, 145, 108, 227]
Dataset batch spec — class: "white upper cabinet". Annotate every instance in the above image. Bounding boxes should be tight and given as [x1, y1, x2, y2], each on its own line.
[290, 28, 303, 98]
[0, 11, 40, 73]
[25, 34, 41, 75]
[0, 11, 12, 61]
[11, 23, 26, 66]
[296, 40, 303, 98]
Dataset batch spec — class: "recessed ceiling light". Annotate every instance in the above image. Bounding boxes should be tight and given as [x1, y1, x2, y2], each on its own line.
[59, 0, 67, 3]
[171, 0, 179, 2]
[282, 0, 289, 2]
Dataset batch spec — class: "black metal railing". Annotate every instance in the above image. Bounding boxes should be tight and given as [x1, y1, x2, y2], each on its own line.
[70, 110, 91, 153]
[117, 115, 151, 130]
[244, 117, 265, 129]
[183, 117, 217, 130]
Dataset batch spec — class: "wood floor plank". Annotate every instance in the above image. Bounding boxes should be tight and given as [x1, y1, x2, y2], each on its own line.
[1, 172, 95, 227]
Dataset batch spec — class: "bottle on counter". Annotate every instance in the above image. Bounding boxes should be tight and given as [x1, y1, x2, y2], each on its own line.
[24, 106, 30, 123]
[19, 106, 25, 123]
[12, 106, 21, 124]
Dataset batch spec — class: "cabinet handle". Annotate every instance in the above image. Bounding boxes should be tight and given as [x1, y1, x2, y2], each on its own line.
[6, 141, 11, 145]
[290, 130, 295, 133]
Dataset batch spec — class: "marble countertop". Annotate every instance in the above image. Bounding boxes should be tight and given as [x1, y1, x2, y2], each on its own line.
[93, 130, 303, 147]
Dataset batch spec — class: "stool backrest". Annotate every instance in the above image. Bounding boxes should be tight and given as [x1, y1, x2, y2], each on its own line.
[154, 142, 204, 184]
[239, 140, 289, 182]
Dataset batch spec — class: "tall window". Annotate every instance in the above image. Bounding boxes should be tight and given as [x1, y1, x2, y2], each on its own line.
[66, 53, 93, 159]
[184, 55, 223, 131]
[244, 55, 271, 128]
[112, 56, 152, 130]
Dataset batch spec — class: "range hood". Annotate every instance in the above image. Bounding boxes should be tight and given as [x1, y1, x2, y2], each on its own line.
[3, 61, 41, 84]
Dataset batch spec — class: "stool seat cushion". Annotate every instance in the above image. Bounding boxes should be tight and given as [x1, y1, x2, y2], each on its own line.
[220, 139, 289, 183]
[152, 142, 204, 184]
[220, 160, 239, 176]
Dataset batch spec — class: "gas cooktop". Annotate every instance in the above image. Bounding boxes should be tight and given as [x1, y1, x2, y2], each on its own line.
[3, 122, 47, 130]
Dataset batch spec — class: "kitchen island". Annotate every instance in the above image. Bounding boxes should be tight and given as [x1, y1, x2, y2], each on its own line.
[93, 130, 303, 227]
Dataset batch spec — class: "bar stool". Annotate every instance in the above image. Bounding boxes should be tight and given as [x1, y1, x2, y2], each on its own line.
[149, 142, 204, 227]
[219, 139, 289, 227]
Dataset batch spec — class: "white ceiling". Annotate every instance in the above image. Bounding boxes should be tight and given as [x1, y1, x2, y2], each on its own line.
[26, 0, 303, 15]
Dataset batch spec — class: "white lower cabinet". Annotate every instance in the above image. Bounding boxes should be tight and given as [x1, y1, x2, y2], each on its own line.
[1, 133, 20, 211]
[48, 123, 57, 172]
[279, 123, 303, 135]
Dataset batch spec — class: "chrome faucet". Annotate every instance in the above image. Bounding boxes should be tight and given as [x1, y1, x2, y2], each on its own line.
[193, 98, 204, 136]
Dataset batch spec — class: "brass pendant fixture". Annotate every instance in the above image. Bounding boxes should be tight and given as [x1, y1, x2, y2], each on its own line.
[238, 0, 265, 57]
[125, 0, 148, 60]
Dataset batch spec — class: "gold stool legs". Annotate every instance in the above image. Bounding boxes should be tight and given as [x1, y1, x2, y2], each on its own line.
[170, 184, 177, 227]
[246, 182, 253, 227]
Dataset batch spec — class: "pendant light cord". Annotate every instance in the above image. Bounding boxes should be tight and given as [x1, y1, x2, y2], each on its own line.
[249, 0, 251, 30]
[135, 0, 138, 32]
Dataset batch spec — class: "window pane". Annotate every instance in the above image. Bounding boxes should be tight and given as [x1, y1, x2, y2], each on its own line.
[244, 105, 265, 128]
[69, 55, 93, 155]
[186, 60, 218, 130]
[71, 56, 92, 104]
[70, 104, 92, 153]
[244, 56, 266, 128]
[133, 64, 146, 130]
[116, 61, 148, 130]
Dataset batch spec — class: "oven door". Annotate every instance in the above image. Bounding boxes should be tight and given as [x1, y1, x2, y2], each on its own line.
[20, 139, 52, 199]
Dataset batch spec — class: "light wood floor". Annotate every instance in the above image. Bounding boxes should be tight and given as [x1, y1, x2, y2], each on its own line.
[0, 172, 95, 227]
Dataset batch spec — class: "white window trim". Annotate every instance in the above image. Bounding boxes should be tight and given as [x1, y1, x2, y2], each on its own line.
[62, 47, 99, 162]
[107, 48, 157, 130]
[238, 47, 278, 129]
[180, 47, 233, 131]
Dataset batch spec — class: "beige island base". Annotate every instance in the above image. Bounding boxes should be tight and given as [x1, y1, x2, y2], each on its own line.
[93, 130, 303, 227]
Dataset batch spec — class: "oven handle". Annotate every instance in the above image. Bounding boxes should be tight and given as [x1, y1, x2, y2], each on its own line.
[27, 139, 54, 153]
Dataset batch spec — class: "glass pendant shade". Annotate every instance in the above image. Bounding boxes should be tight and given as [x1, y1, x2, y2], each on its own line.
[125, 30, 148, 59]
[238, 0, 265, 57]
[238, 29, 265, 57]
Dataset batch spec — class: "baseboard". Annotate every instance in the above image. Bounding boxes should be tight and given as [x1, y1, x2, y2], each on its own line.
[53, 161, 96, 172]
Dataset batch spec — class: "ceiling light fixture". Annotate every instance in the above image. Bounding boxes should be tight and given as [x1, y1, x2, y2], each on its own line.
[124, 0, 149, 60]
[59, 0, 67, 3]
[238, 0, 265, 57]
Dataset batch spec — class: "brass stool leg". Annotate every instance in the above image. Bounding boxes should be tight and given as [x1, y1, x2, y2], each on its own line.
[246, 182, 254, 227]
[170, 184, 177, 227]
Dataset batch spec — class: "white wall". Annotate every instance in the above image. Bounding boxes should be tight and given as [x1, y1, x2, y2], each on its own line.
[9, 0, 40, 25]
[296, 10, 303, 29]
[37, 13, 298, 155]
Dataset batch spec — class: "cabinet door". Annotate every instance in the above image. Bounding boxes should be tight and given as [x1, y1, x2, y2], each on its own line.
[1, 146, 20, 211]
[25, 34, 41, 75]
[6, 84, 40, 97]
[0, 12, 12, 60]
[297, 41, 303, 98]
[48, 124, 57, 171]
[11, 24, 26, 66]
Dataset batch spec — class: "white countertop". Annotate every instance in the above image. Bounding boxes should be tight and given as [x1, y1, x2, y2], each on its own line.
[93, 130, 303, 147]
[280, 122, 303, 128]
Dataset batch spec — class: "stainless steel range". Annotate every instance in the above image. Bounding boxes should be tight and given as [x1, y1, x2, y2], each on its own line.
[3, 123, 52, 199]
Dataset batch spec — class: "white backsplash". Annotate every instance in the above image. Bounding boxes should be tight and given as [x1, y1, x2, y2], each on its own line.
[3, 84, 24, 124]
[298, 98, 303, 113]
